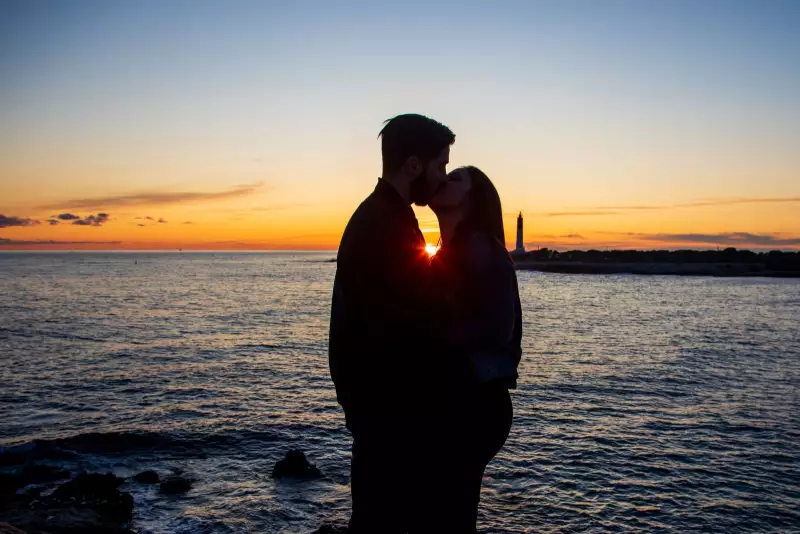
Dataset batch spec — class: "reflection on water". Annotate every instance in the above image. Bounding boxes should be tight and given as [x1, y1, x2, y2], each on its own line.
[1, 252, 799, 533]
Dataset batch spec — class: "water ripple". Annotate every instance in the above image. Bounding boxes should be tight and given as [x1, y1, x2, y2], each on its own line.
[0, 253, 798, 533]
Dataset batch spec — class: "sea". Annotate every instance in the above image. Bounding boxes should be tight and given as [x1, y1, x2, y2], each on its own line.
[1, 251, 799, 533]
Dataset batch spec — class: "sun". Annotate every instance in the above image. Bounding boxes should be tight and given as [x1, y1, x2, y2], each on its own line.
[425, 243, 439, 257]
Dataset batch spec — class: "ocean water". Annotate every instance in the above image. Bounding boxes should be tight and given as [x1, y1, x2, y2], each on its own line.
[1, 251, 799, 533]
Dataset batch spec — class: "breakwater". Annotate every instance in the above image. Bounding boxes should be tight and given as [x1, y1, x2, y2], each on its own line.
[513, 260, 800, 277]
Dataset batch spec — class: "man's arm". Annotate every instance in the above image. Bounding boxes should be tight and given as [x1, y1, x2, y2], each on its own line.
[349, 220, 434, 346]
[330, 213, 438, 422]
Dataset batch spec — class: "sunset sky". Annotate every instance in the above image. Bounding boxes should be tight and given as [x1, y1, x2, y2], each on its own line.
[1, 0, 798, 251]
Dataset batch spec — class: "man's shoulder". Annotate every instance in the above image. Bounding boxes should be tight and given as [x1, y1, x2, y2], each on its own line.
[341, 193, 387, 244]
[349, 190, 388, 226]
[340, 189, 413, 249]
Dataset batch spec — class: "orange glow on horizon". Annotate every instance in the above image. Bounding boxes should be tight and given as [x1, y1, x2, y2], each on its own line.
[1, 180, 799, 252]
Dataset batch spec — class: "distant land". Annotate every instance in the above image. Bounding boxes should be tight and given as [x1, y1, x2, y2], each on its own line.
[511, 248, 800, 278]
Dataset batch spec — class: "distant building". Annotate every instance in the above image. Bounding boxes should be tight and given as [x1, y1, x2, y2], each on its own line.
[513, 212, 525, 254]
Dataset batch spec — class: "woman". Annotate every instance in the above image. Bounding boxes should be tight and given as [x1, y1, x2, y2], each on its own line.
[429, 166, 523, 532]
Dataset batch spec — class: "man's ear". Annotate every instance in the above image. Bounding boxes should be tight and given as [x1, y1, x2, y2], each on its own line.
[405, 156, 422, 178]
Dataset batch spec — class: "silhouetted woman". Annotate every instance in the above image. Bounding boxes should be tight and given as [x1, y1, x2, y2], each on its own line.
[429, 166, 522, 532]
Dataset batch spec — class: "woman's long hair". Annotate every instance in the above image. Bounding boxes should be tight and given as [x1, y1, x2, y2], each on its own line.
[434, 166, 508, 326]
[454, 166, 505, 245]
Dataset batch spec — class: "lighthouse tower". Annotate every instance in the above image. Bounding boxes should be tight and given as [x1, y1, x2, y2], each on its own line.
[513, 212, 525, 255]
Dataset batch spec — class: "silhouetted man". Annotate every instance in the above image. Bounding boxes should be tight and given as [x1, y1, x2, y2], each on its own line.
[329, 114, 455, 533]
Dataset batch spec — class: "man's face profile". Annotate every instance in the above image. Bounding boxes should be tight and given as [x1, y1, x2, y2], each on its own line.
[410, 146, 450, 207]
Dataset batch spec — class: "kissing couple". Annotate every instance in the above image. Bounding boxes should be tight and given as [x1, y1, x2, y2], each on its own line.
[329, 114, 523, 533]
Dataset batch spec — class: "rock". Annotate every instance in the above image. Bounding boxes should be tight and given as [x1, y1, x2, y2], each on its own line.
[132, 470, 160, 484]
[0, 464, 70, 497]
[20, 464, 70, 485]
[50, 472, 132, 524]
[52, 472, 124, 500]
[272, 449, 322, 480]
[0, 472, 134, 533]
[159, 476, 192, 494]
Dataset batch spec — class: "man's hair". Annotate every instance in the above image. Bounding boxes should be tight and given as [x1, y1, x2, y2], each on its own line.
[379, 114, 455, 174]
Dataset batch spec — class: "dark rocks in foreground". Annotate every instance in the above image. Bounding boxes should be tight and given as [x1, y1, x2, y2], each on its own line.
[1, 464, 71, 497]
[131, 470, 192, 494]
[272, 450, 323, 480]
[0, 469, 134, 534]
[131, 470, 160, 484]
[159, 475, 192, 494]
[20, 464, 71, 485]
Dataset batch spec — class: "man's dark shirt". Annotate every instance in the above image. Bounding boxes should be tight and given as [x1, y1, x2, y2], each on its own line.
[329, 179, 440, 430]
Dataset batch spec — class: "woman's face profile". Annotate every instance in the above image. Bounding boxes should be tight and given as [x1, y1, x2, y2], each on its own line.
[430, 168, 472, 212]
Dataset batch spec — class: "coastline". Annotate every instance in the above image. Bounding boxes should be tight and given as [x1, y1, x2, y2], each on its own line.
[513, 260, 800, 278]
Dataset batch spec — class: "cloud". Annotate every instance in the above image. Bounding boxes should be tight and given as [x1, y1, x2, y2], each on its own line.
[158, 217, 167, 223]
[580, 206, 664, 212]
[72, 213, 110, 227]
[183, 221, 194, 224]
[637, 232, 800, 247]
[0, 238, 122, 245]
[144, 216, 154, 221]
[250, 203, 311, 212]
[0, 214, 41, 228]
[0, 212, 113, 228]
[560, 234, 585, 239]
[137, 224, 146, 227]
[680, 197, 800, 208]
[595, 197, 800, 211]
[546, 211, 620, 217]
[38, 183, 263, 210]
[545, 196, 800, 217]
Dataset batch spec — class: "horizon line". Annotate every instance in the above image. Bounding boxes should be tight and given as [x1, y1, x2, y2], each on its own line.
[1, 247, 798, 254]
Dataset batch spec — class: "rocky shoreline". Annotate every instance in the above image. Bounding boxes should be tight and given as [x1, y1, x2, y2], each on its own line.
[1, 467, 138, 534]
[0, 449, 347, 534]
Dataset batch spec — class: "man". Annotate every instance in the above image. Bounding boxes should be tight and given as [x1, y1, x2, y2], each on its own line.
[329, 114, 455, 533]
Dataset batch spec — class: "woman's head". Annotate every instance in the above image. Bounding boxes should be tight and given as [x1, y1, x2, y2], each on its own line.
[430, 166, 505, 244]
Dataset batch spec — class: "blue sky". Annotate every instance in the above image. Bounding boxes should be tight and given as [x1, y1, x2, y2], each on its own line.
[1, 0, 799, 249]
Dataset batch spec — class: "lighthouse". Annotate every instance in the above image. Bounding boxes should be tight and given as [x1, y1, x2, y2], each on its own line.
[513, 211, 525, 254]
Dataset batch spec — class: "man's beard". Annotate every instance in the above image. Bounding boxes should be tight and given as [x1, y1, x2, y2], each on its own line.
[409, 171, 445, 207]
[409, 174, 430, 206]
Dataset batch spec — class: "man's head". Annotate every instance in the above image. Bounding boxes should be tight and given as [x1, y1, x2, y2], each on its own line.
[379, 114, 455, 206]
